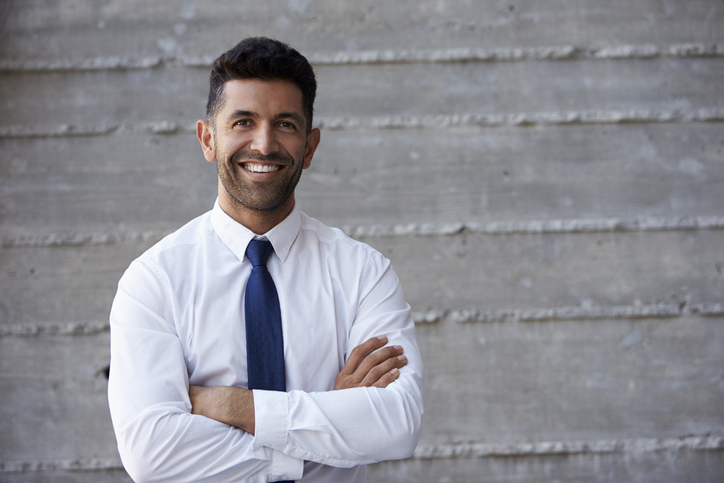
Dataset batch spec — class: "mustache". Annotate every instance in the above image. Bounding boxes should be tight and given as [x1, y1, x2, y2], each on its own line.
[231, 150, 292, 165]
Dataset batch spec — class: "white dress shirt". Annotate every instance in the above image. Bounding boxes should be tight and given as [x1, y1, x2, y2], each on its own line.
[108, 200, 424, 482]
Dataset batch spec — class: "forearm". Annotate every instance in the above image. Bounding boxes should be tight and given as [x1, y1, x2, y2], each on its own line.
[114, 404, 274, 482]
[189, 336, 421, 467]
[260, 278, 425, 466]
[186, 351, 422, 468]
[254, 372, 423, 467]
[110, 355, 302, 482]
[189, 385, 256, 434]
[109, 288, 303, 482]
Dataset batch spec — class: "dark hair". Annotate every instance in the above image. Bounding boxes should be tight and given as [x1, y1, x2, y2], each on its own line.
[206, 37, 317, 131]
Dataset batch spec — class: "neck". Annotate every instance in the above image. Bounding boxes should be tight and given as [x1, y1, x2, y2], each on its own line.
[218, 187, 295, 235]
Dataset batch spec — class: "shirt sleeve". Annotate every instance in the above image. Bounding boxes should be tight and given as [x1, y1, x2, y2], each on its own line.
[107, 259, 304, 483]
[252, 249, 424, 466]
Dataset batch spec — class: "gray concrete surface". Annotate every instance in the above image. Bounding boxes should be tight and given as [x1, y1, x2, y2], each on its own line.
[1, 1, 722, 481]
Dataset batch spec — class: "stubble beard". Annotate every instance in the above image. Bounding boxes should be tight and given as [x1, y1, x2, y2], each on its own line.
[216, 143, 306, 213]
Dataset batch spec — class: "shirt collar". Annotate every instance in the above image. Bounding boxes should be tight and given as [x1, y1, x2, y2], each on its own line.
[210, 198, 301, 264]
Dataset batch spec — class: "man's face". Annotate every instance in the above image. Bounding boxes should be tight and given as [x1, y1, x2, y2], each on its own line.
[202, 79, 318, 214]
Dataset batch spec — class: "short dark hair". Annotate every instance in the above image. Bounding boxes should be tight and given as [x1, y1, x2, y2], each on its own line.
[206, 37, 317, 131]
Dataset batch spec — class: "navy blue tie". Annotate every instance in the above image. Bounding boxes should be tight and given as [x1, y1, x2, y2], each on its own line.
[245, 239, 286, 392]
[245, 240, 293, 482]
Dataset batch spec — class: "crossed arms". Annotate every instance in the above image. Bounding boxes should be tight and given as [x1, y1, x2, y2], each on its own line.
[189, 336, 408, 435]
[108, 255, 424, 482]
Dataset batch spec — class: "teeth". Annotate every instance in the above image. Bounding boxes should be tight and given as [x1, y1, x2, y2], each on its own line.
[245, 163, 280, 173]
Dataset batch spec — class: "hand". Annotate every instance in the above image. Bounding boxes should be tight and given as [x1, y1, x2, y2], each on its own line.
[189, 385, 256, 434]
[334, 336, 407, 390]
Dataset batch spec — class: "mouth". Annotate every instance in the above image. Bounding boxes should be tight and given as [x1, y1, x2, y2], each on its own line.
[241, 162, 283, 173]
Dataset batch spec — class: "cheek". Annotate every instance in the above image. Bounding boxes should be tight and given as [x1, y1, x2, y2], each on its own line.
[294, 142, 310, 166]
[218, 133, 249, 156]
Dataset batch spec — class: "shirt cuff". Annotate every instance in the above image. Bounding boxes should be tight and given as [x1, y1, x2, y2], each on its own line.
[268, 450, 304, 482]
[252, 389, 290, 451]
[252, 390, 303, 481]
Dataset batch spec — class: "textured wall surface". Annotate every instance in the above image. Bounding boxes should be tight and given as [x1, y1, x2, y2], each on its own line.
[1, 1, 723, 481]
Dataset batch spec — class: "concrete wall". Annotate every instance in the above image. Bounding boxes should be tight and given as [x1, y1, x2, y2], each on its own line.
[1, 1, 723, 481]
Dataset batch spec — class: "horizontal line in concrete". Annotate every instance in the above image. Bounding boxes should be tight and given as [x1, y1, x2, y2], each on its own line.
[413, 435, 724, 459]
[0, 121, 177, 138]
[0, 321, 110, 337]
[1, 108, 722, 139]
[341, 215, 724, 238]
[307, 43, 724, 65]
[3, 216, 724, 249]
[318, 108, 724, 129]
[1, 43, 722, 72]
[1, 435, 720, 472]
[2, 303, 721, 338]
[0, 56, 162, 71]
[0, 456, 122, 473]
[412, 303, 724, 324]
[1, 229, 170, 248]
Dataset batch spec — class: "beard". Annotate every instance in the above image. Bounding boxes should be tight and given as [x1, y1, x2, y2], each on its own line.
[216, 144, 306, 213]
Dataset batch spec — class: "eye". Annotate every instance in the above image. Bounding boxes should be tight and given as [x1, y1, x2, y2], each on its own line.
[234, 119, 252, 128]
[278, 121, 297, 130]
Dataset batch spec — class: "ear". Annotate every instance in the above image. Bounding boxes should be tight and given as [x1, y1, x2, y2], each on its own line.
[303, 128, 321, 169]
[196, 120, 216, 162]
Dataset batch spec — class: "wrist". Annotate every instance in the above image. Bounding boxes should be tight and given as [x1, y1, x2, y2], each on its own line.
[227, 387, 255, 434]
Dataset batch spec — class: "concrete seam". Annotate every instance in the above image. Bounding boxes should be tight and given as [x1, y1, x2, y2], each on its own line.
[2, 108, 723, 138]
[413, 435, 724, 459]
[3, 216, 724, 249]
[0, 456, 123, 473]
[2, 230, 172, 248]
[0, 321, 110, 337]
[1, 43, 723, 71]
[1, 435, 721, 472]
[340, 215, 724, 238]
[316, 108, 724, 130]
[2, 304, 722, 338]
[413, 303, 724, 324]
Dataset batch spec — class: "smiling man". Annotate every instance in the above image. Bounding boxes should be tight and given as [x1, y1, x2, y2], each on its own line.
[108, 37, 424, 482]
[201, 78, 317, 234]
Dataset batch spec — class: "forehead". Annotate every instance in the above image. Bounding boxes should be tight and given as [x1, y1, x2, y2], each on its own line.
[218, 78, 304, 118]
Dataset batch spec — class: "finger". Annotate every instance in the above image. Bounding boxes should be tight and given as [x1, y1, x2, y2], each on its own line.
[334, 350, 407, 390]
[372, 367, 401, 388]
[340, 336, 388, 378]
[354, 344, 403, 380]
[359, 353, 407, 387]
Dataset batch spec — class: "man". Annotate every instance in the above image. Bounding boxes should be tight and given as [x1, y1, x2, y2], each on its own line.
[108, 37, 423, 482]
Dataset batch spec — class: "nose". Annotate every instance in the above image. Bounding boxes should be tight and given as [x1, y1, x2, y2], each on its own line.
[249, 123, 278, 156]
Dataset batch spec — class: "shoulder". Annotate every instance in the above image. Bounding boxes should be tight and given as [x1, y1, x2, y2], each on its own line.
[146, 211, 210, 254]
[298, 212, 391, 271]
[128, 210, 213, 278]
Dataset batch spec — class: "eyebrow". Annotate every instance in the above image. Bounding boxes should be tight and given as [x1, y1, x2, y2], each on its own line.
[227, 110, 305, 127]
[227, 110, 258, 122]
[276, 112, 305, 126]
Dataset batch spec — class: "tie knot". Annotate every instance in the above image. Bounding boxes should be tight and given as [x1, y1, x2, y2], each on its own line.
[246, 239, 273, 267]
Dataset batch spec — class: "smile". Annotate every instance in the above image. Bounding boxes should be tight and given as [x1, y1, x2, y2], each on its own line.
[242, 163, 282, 173]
